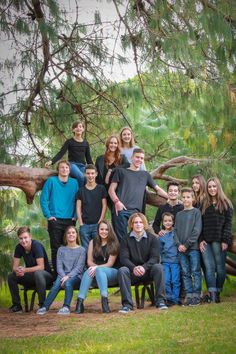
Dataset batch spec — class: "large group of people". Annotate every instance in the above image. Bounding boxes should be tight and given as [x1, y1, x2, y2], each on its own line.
[7, 121, 233, 315]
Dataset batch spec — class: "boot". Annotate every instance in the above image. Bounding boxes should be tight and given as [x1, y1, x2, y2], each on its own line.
[101, 296, 110, 313]
[75, 298, 84, 314]
[209, 291, 217, 303]
[216, 292, 221, 303]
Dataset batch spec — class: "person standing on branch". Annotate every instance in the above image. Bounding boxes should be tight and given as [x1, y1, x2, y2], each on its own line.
[45, 121, 93, 187]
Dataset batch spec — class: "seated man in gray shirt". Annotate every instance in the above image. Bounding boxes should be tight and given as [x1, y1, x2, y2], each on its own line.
[109, 148, 168, 242]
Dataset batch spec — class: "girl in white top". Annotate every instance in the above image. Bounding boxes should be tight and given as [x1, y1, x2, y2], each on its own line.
[119, 126, 145, 170]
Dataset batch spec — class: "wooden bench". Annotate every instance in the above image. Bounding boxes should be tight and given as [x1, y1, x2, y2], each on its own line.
[22, 281, 155, 312]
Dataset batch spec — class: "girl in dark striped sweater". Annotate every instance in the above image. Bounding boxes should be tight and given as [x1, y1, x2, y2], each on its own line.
[200, 177, 233, 303]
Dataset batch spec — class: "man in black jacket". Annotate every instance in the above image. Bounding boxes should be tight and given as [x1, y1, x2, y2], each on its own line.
[118, 213, 167, 313]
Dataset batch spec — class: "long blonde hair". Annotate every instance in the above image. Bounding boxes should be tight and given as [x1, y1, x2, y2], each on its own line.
[202, 177, 233, 214]
[119, 127, 135, 148]
[192, 175, 207, 207]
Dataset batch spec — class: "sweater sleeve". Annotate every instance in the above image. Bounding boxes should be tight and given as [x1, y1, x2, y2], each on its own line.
[67, 247, 86, 278]
[184, 210, 202, 249]
[222, 207, 233, 245]
[153, 207, 162, 234]
[142, 237, 160, 271]
[174, 218, 181, 247]
[51, 140, 70, 165]
[119, 238, 136, 271]
[40, 179, 52, 219]
[57, 247, 66, 278]
[85, 141, 93, 164]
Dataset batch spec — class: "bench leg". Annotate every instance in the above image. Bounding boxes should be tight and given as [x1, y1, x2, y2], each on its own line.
[146, 283, 155, 306]
[135, 285, 140, 309]
[30, 290, 37, 312]
[140, 285, 146, 309]
[24, 290, 29, 312]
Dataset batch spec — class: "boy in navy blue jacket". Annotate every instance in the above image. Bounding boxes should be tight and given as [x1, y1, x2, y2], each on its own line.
[160, 212, 180, 305]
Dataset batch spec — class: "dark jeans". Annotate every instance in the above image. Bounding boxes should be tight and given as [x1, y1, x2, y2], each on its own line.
[43, 275, 81, 309]
[118, 264, 166, 309]
[8, 270, 53, 307]
[112, 209, 136, 242]
[179, 250, 202, 298]
[79, 223, 97, 250]
[201, 242, 226, 292]
[48, 218, 76, 275]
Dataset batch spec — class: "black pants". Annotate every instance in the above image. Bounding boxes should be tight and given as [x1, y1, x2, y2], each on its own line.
[47, 219, 75, 275]
[8, 270, 53, 307]
[118, 264, 166, 309]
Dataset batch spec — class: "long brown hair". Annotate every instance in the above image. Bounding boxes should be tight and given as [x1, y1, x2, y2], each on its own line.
[63, 226, 80, 245]
[93, 220, 119, 257]
[104, 135, 122, 167]
[119, 126, 135, 148]
[202, 177, 233, 214]
[192, 175, 207, 207]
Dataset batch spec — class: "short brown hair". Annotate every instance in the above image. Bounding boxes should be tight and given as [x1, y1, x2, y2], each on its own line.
[181, 187, 194, 197]
[56, 160, 70, 172]
[85, 164, 97, 172]
[167, 181, 180, 192]
[162, 212, 174, 222]
[72, 121, 85, 130]
[132, 148, 145, 156]
[128, 212, 149, 231]
[17, 226, 31, 237]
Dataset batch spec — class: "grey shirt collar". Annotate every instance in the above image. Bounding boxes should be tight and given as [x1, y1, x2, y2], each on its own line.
[129, 231, 147, 242]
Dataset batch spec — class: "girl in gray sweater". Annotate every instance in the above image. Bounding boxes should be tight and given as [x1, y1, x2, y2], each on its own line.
[37, 226, 86, 315]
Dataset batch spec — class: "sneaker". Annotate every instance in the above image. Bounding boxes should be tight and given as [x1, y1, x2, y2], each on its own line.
[57, 306, 70, 315]
[119, 306, 133, 314]
[157, 302, 168, 310]
[9, 304, 23, 313]
[36, 307, 47, 315]
[190, 297, 201, 306]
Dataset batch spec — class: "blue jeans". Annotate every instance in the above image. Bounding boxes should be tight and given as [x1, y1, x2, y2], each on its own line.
[43, 275, 81, 309]
[112, 209, 136, 242]
[78, 267, 118, 299]
[179, 250, 202, 298]
[201, 242, 226, 292]
[162, 262, 180, 304]
[79, 224, 98, 250]
[69, 162, 85, 187]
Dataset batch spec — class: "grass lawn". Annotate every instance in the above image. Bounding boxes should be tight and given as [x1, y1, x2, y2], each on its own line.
[0, 277, 236, 354]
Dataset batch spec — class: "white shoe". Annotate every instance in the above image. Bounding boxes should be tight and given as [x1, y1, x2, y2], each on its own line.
[36, 307, 47, 315]
[57, 306, 70, 315]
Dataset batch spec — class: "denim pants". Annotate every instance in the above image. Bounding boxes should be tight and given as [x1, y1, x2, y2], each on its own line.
[112, 209, 136, 242]
[48, 218, 76, 275]
[79, 224, 98, 250]
[8, 270, 53, 307]
[179, 250, 202, 298]
[118, 264, 166, 309]
[69, 162, 85, 187]
[162, 262, 180, 304]
[201, 242, 226, 292]
[43, 275, 81, 309]
[78, 267, 118, 299]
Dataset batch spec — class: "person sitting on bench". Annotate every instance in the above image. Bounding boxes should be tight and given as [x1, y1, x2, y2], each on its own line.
[8, 226, 53, 313]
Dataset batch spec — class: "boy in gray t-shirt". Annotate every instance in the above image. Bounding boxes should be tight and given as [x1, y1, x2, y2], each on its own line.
[174, 187, 202, 306]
